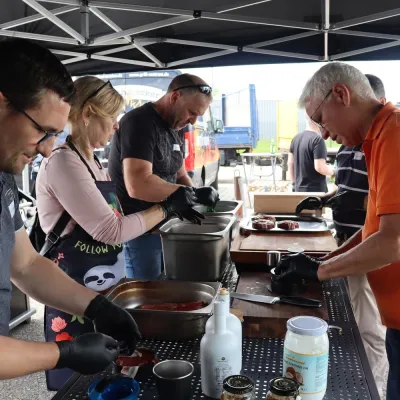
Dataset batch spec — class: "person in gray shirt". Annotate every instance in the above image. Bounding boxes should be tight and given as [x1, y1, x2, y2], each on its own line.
[0, 39, 140, 381]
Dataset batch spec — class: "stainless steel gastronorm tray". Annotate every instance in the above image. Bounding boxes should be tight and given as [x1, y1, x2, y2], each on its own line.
[193, 200, 243, 217]
[240, 214, 330, 233]
[106, 279, 221, 339]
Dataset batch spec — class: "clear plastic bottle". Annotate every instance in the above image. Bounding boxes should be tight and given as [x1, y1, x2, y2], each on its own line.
[283, 316, 329, 400]
[201, 302, 242, 399]
[206, 288, 242, 369]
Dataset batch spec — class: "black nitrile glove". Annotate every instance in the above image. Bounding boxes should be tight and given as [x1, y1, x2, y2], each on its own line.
[194, 187, 220, 208]
[160, 186, 197, 218]
[295, 196, 325, 214]
[274, 253, 322, 282]
[325, 191, 366, 212]
[84, 295, 141, 355]
[178, 208, 205, 225]
[55, 332, 119, 374]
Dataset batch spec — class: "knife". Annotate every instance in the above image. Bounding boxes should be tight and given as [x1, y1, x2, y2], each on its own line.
[230, 292, 322, 308]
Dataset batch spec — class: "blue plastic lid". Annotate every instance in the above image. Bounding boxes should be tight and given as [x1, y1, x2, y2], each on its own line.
[287, 316, 328, 337]
[88, 376, 140, 400]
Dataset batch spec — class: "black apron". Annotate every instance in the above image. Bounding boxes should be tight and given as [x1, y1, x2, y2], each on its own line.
[44, 140, 125, 390]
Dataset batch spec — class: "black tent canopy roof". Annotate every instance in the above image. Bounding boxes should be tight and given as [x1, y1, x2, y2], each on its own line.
[2, 0, 400, 75]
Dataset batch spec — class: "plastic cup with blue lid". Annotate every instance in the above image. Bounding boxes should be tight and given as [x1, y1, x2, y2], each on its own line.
[88, 374, 140, 400]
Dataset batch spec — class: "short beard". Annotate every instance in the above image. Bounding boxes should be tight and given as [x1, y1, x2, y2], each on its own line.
[0, 155, 22, 175]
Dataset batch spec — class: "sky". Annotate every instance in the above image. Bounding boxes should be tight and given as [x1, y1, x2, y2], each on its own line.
[183, 60, 400, 102]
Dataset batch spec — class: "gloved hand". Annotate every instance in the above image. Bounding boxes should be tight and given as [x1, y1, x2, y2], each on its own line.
[160, 186, 197, 218]
[325, 191, 366, 212]
[55, 332, 119, 374]
[274, 253, 322, 282]
[194, 187, 220, 208]
[84, 295, 141, 355]
[178, 208, 205, 225]
[295, 196, 325, 214]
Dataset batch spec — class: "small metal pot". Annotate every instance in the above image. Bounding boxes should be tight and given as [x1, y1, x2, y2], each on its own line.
[267, 251, 281, 268]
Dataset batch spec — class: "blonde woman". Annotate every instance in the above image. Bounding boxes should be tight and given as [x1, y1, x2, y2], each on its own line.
[35, 76, 200, 389]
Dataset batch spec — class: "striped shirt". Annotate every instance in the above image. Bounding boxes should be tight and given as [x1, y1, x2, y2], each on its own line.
[333, 145, 368, 236]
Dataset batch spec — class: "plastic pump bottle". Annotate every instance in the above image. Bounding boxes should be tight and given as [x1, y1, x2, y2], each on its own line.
[200, 301, 242, 399]
[205, 288, 242, 368]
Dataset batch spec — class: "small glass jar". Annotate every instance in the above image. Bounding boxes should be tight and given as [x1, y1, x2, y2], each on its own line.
[266, 377, 299, 400]
[221, 375, 255, 399]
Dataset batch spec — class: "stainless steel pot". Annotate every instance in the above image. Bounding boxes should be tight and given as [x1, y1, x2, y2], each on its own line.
[159, 216, 235, 281]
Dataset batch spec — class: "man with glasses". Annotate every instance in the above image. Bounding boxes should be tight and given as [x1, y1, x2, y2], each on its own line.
[288, 115, 333, 192]
[108, 73, 219, 280]
[295, 74, 388, 397]
[276, 62, 400, 398]
[0, 39, 141, 382]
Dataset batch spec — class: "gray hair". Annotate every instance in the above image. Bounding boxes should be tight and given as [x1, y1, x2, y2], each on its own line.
[365, 74, 386, 100]
[299, 62, 375, 108]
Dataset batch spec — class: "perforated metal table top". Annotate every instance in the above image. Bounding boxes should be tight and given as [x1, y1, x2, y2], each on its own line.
[52, 265, 380, 400]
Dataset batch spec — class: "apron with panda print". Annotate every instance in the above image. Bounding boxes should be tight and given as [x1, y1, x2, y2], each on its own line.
[44, 139, 125, 391]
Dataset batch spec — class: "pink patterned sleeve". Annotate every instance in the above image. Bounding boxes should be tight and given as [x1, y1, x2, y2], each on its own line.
[37, 150, 147, 244]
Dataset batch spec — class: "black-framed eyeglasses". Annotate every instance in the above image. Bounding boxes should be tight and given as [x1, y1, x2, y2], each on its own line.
[82, 80, 112, 107]
[310, 89, 332, 130]
[4, 96, 64, 145]
[173, 84, 212, 95]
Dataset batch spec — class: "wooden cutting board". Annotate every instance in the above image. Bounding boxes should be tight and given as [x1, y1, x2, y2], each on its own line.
[230, 233, 334, 266]
[240, 231, 337, 253]
[232, 272, 328, 339]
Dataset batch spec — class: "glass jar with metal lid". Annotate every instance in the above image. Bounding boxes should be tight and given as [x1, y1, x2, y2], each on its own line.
[266, 377, 299, 400]
[221, 375, 255, 399]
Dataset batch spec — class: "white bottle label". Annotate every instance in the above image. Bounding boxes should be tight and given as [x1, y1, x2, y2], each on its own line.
[215, 358, 233, 393]
[283, 348, 328, 395]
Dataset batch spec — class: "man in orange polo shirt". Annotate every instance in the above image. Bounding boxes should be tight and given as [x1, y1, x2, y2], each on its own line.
[276, 62, 399, 398]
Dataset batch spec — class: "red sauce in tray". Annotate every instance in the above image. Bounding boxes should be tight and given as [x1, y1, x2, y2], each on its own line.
[139, 301, 207, 311]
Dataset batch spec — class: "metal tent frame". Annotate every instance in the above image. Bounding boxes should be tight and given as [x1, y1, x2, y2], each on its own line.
[2, 0, 400, 73]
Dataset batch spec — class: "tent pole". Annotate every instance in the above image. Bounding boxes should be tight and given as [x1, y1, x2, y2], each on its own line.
[332, 29, 400, 41]
[89, 6, 132, 43]
[322, 0, 330, 60]
[332, 8, 400, 30]
[0, 5, 77, 30]
[242, 47, 320, 61]
[330, 40, 400, 60]
[22, 0, 85, 43]
[62, 56, 87, 64]
[133, 41, 165, 68]
[80, 0, 90, 43]
[216, 0, 271, 13]
[91, 54, 156, 67]
[167, 50, 236, 67]
[93, 16, 192, 44]
[0, 29, 77, 44]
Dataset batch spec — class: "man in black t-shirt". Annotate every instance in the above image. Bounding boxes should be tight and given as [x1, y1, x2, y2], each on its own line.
[108, 74, 218, 279]
[288, 117, 333, 192]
